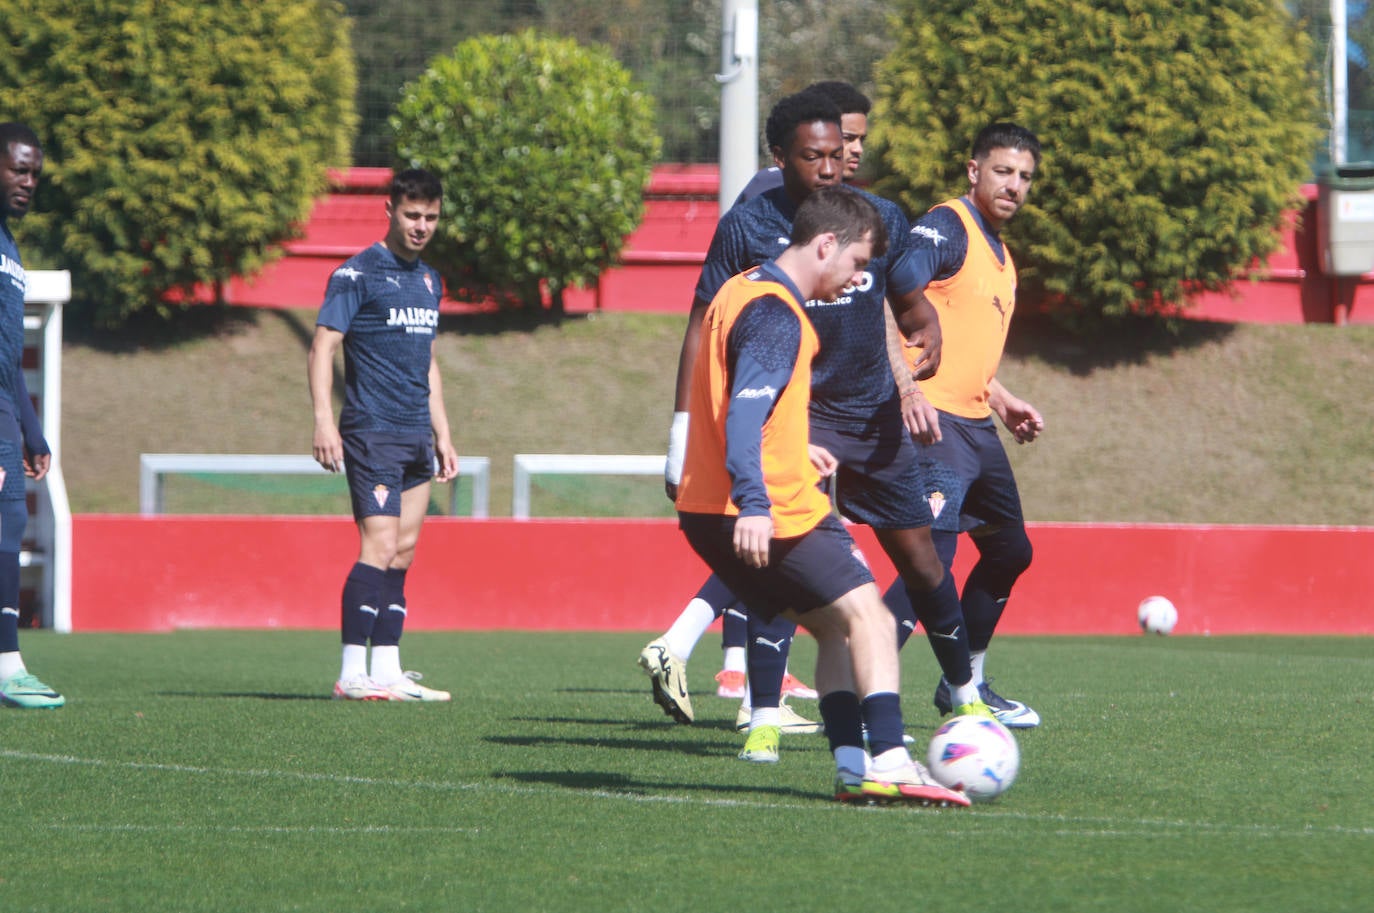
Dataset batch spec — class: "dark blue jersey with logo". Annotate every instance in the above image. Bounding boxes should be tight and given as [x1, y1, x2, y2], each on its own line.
[0, 221, 28, 426]
[695, 185, 919, 430]
[317, 242, 444, 434]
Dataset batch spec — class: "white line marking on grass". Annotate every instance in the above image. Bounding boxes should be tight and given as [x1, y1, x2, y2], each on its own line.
[41, 824, 480, 836]
[5, 750, 1372, 838]
[1, 747, 804, 811]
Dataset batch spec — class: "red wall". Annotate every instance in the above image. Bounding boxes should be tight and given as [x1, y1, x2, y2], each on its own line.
[213, 169, 1374, 324]
[70, 516, 1374, 635]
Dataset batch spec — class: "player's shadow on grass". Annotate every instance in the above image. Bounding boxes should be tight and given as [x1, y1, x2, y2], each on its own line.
[486, 734, 730, 757]
[509, 715, 738, 730]
[557, 687, 655, 696]
[156, 690, 333, 701]
[495, 769, 822, 802]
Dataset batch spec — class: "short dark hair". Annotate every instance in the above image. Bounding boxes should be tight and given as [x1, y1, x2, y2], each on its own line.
[0, 122, 41, 158]
[390, 168, 442, 204]
[791, 185, 887, 258]
[765, 91, 842, 152]
[804, 81, 871, 117]
[972, 123, 1041, 168]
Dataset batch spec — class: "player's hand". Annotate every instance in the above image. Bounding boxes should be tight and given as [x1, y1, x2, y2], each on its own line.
[808, 444, 838, 478]
[995, 396, 1044, 444]
[733, 514, 773, 568]
[904, 328, 942, 381]
[434, 439, 460, 482]
[901, 389, 942, 444]
[313, 423, 344, 473]
[664, 411, 688, 500]
[23, 451, 50, 481]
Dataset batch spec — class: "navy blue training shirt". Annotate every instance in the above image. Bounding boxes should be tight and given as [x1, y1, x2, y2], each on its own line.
[695, 185, 918, 431]
[317, 242, 444, 434]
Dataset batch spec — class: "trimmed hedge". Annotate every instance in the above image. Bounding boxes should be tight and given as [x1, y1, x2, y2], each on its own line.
[392, 29, 660, 310]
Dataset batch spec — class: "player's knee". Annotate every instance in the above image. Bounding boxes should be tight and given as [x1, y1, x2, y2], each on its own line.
[977, 525, 1033, 580]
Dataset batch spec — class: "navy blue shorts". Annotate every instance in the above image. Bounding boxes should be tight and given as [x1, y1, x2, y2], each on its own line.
[0, 440, 23, 502]
[341, 430, 435, 520]
[811, 420, 934, 530]
[914, 412, 1024, 534]
[678, 512, 874, 621]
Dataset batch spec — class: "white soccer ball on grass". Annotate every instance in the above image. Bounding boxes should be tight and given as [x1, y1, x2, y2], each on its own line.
[926, 714, 1020, 802]
[1137, 595, 1178, 635]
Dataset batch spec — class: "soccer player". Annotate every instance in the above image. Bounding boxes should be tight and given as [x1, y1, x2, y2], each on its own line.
[648, 82, 874, 725]
[732, 79, 870, 204]
[643, 91, 992, 762]
[309, 168, 458, 702]
[0, 123, 62, 709]
[676, 184, 967, 806]
[885, 123, 1044, 728]
[717, 80, 870, 709]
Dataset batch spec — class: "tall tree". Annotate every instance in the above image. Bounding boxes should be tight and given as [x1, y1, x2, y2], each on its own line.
[872, 0, 1323, 324]
[1, 0, 357, 325]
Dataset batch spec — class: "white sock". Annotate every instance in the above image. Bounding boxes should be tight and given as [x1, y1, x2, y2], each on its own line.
[340, 644, 368, 682]
[870, 746, 914, 772]
[951, 680, 981, 707]
[970, 650, 987, 686]
[370, 645, 403, 685]
[0, 651, 26, 680]
[749, 705, 780, 730]
[834, 745, 869, 777]
[721, 645, 747, 674]
[663, 598, 718, 660]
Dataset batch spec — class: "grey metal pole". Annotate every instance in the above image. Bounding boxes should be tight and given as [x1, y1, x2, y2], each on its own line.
[716, 0, 759, 209]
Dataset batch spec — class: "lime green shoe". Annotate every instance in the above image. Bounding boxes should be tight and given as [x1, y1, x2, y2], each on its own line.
[738, 724, 781, 763]
[833, 768, 868, 803]
[735, 699, 822, 734]
[951, 699, 996, 720]
[0, 672, 65, 709]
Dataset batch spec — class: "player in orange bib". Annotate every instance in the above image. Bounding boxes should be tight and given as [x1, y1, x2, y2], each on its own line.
[888, 123, 1045, 729]
[676, 186, 967, 806]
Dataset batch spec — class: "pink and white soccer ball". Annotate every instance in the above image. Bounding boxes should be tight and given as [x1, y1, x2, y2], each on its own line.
[926, 715, 1020, 801]
[1137, 595, 1178, 635]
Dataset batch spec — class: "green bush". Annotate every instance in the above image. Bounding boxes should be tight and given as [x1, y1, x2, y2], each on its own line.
[871, 0, 1323, 325]
[391, 29, 661, 310]
[0, 0, 356, 326]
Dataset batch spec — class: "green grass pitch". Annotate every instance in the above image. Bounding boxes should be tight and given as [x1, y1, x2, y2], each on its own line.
[2, 630, 1371, 912]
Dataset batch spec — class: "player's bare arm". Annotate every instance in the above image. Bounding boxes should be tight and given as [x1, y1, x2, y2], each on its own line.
[427, 344, 459, 482]
[883, 305, 942, 444]
[307, 325, 345, 472]
[889, 287, 943, 381]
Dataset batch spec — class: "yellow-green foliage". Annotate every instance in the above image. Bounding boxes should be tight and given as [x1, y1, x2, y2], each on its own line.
[872, 0, 1322, 323]
[391, 29, 661, 309]
[0, 0, 357, 326]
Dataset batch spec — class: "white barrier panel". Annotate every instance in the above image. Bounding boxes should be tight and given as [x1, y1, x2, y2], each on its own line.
[139, 453, 491, 518]
[511, 453, 663, 519]
[23, 271, 71, 632]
